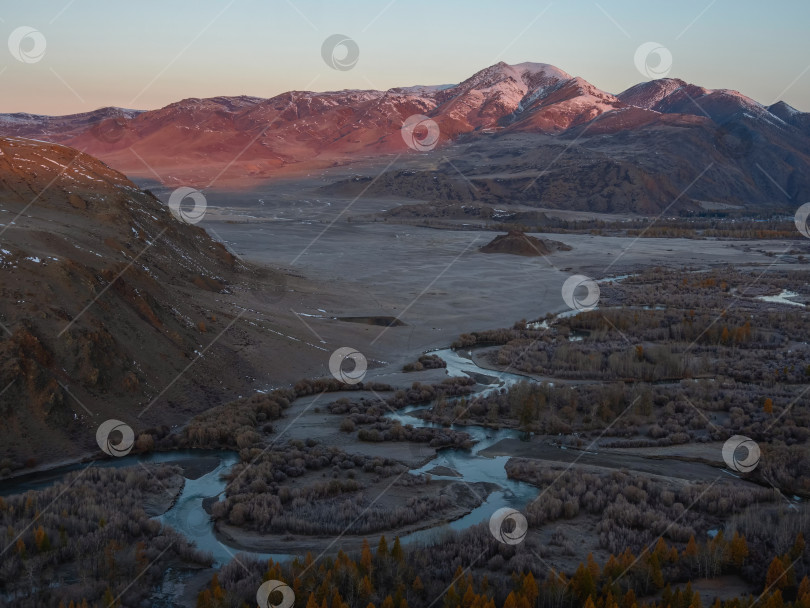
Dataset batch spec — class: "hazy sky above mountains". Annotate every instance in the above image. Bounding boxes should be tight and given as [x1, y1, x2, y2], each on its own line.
[1, 0, 808, 114]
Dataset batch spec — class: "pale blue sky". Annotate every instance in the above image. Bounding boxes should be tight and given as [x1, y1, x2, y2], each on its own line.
[1, 0, 808, 114]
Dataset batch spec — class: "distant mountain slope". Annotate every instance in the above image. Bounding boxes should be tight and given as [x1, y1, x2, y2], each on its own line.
[0, 107, 144, 139]
[1, 62, 808, 208]
[323, 110, 810, 215]
[616, 78, 776, 124]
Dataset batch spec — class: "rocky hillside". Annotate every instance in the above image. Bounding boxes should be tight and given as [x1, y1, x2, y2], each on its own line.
[479, 231, 571, 256]
[0, 136, 291, 473]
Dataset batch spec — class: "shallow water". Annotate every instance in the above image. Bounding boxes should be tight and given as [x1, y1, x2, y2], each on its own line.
[431, 347, 532, 395]
[155, 451, 290, 567]
[756, 289, 805, 307]
[387, 403, 538, 547]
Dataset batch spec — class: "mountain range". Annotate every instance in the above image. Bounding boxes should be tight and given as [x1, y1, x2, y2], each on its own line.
[1, 61, 809, 211]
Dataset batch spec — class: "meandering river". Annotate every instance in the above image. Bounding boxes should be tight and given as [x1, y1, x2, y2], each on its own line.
[0, 348, 541, 569]
[159, 347, 540, 564]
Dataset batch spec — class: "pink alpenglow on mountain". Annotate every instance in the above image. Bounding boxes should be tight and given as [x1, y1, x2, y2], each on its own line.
[0, 62, 807, 188]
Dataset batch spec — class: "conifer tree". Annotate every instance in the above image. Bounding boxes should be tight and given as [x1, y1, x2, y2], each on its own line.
[521, 572, 539, 605]
[766, 556, 787, 590]
[391, 537, 404, 562]
[361, 539, 373, 572]
[730, 531, 749, 567]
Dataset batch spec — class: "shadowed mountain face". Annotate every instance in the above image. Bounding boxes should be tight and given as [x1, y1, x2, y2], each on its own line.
[1, 61, 808, 211]
[322, 116, 810, 215]
[0, 136, 291, 470]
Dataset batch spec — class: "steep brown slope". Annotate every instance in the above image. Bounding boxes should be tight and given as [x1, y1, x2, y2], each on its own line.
[0, 137, 297, 473]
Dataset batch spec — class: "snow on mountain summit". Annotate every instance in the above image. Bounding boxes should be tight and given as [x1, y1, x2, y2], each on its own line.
[617, 78, 688, 110]
[510, 61, 572, 82]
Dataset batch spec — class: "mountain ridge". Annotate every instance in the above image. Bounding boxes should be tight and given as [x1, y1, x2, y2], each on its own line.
[0, 61, 807, 198]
